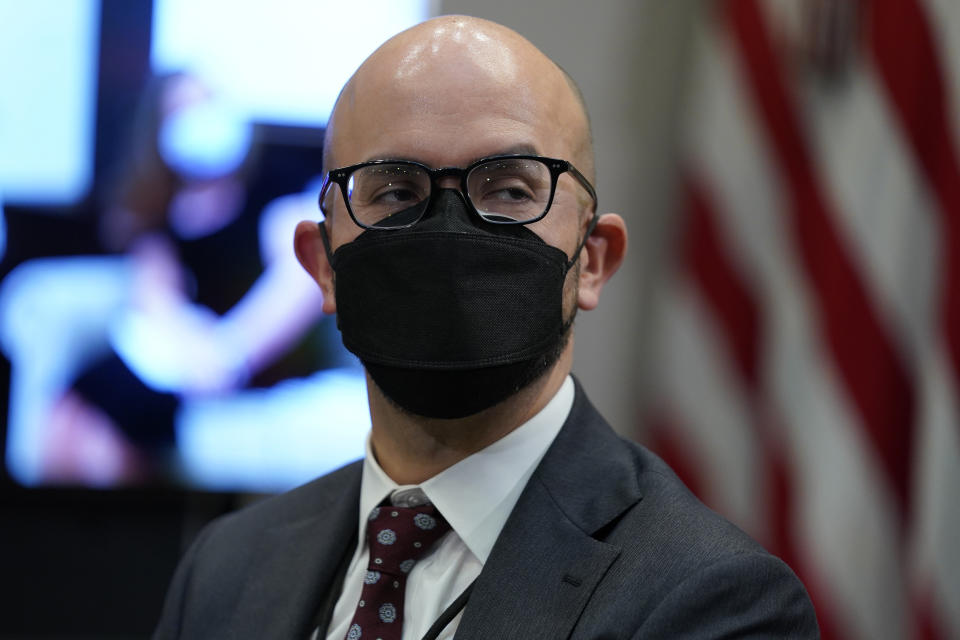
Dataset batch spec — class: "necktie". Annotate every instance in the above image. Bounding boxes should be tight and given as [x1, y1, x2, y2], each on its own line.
[344, 502, 451, 640]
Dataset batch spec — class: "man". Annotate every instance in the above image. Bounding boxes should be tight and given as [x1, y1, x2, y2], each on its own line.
[154, 15, 818, 640]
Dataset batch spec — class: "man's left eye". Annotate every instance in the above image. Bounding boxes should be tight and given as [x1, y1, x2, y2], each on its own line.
[486, 187, 533, 201]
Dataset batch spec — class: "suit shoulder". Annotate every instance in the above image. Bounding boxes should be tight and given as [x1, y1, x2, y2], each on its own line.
[622, 439, 767, 557]
[201, 459, 362, 549]
[587, 440, 818, 635]
[153, 461, 363, 638]
[550, 385, 766, 562]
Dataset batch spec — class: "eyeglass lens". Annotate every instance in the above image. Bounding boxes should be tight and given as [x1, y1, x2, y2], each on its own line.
[343, 158, 554, 229]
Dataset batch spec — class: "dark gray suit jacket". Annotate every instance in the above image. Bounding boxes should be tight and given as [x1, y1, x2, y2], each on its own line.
[154, 381, 819, 639]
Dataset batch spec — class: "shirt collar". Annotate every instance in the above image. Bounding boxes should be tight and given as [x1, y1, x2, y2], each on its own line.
[357, 375, 575, 563]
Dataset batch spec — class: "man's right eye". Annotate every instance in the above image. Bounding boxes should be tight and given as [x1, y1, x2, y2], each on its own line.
[373, 187, 420, 203]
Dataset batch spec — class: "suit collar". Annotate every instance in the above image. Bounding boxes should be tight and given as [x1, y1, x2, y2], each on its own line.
[455, 378, 642, 640]
[529, 376, 643, 534]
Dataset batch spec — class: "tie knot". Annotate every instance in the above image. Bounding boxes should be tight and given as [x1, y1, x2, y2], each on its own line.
[365, 503, 450, 575]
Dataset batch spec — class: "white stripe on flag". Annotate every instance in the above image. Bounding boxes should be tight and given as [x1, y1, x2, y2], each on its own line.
[913, 346, 960, 635]
[653, 274, 764, 535]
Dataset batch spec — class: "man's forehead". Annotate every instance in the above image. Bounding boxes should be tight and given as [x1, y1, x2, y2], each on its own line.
[325, 16, 590, 174]
[335, 18, 538, 115]
[388, 18, 527, 86]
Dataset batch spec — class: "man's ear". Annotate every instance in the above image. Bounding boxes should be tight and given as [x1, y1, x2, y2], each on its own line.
[294, 220, 337, 314]
[577, 213, 628, 310]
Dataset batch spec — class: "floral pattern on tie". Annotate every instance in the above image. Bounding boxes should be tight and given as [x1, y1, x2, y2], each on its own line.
[344, 502, 451, 640]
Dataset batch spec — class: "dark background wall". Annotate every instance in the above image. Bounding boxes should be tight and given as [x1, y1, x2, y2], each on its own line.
[0, 488, 238, 636]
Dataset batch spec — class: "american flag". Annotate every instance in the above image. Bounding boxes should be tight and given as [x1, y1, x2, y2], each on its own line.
[644, 1, 960, 638]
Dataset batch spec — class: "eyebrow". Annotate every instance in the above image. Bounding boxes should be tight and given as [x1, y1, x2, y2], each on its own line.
[362, 143, 542, 167]
[477, 143, 540, 162]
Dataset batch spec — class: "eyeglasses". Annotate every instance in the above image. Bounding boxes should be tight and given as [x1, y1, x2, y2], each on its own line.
[318, 154, 597, 230]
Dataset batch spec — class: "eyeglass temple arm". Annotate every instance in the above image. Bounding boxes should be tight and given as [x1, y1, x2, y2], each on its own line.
[317, 220, 335, 265]
[565, 163, 598, 207]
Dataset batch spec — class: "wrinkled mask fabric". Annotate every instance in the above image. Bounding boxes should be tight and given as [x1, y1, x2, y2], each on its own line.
[323, 189, 586, 418]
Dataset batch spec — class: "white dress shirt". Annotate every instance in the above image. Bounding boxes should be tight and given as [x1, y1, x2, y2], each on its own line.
[323, 376, 574, 640]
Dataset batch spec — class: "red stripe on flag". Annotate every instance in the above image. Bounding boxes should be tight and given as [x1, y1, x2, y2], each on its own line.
[725, 0, 916, 516]
[913, 580, 949, 640]
[681, 175, 772, 543]
[683, 175, 762, 390]
[755, 407, 850, 640]
[762, 435, 845, 640]
[867, 0, 960, 435]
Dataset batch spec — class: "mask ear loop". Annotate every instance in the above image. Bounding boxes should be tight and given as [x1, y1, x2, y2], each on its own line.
[564, 211, 600, 273]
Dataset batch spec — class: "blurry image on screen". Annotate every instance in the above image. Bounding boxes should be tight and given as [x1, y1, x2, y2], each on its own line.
[151, 0, 429, 127]
[0, 0, 99, 205]
[0, 0, 431, 493]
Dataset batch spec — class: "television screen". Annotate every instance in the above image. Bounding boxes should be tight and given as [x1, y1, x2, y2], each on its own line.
[0, 0, 100, 206]
[0, 0, 431, 492]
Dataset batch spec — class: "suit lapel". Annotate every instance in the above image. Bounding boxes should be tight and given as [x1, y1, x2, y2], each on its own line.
[454, 480, 621, 640]
[229, 465, 361, 639]
[455, 381, 642, 640]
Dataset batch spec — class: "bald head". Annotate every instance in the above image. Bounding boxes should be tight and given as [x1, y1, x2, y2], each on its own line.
[296, 15, 628, 427]
[323, 16, 594, 181]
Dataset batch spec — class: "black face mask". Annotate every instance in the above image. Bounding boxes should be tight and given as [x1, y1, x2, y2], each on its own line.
[321, 189, 593, 419]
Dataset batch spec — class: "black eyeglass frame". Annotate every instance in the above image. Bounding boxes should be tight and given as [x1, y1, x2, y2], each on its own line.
[318, 154, 598, 230]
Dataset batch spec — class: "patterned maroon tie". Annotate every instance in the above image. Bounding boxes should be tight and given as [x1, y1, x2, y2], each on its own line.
[344, 502, 451, 640]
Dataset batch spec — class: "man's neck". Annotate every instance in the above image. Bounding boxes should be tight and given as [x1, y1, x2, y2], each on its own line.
[366, 348, 573, 485]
